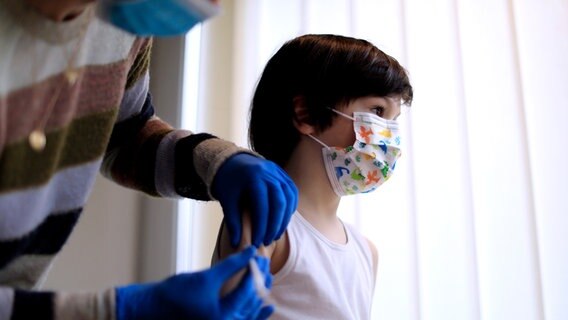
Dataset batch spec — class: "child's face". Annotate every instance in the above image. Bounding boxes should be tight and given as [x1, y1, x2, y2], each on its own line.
[317, 95, 402, 148]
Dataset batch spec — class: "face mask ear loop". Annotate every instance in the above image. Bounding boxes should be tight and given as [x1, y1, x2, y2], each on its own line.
[327, 107, 355, 121]
[308, 134, 331, 150]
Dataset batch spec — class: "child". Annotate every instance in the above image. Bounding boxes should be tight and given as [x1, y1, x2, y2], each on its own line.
[213, 34, 413, 319]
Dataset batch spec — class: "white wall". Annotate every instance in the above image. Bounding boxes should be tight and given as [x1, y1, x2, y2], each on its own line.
[42, 177, 142, 290]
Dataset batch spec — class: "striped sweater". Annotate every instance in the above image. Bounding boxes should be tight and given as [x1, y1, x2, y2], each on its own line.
[0, 1, 248, 319]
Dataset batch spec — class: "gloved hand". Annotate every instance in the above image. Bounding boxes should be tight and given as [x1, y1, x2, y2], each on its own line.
[115, 246, 273, 320]
[212, 153, 298, 247]
[235, 255, 274, 320]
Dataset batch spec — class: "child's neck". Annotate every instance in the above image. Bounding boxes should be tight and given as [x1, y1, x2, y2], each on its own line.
[297, 198, 346, 244]
[285, 138, 347, 244]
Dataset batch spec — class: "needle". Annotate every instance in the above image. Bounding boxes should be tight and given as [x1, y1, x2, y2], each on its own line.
[249, 258, 276, 307]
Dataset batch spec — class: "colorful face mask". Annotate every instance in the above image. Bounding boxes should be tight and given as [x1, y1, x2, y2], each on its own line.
[98, 0, 220, 37]
[310, 110, 402, 196]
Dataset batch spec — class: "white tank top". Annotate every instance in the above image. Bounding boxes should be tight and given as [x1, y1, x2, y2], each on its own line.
[270, 212, 375, 320]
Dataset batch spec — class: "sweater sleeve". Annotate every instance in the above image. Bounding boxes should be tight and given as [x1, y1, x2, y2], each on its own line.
[1, 286, 115, 320]
[100, 38, 256, 200]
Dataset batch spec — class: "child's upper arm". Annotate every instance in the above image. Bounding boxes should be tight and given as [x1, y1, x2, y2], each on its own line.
[215, 211, 277, 295]
[217, 211, 275, 259]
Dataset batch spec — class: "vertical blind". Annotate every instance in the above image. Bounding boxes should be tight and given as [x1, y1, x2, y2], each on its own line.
[193, 1, 568, 319]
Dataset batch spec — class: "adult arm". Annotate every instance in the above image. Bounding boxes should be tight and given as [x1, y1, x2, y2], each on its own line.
[0, 248, 270, 320]
[0, 285, 114, 320]
[100, 38, 253, 201]
[101, 38, 298, 247]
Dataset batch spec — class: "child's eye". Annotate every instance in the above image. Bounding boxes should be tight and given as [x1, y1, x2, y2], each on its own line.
[372, 107, 385, 117]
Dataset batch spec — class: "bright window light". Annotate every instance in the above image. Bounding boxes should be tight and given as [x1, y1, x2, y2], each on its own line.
[176, 24, 202, 273]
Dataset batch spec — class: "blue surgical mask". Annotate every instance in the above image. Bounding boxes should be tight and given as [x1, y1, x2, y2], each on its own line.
[98, 0, 220, 37]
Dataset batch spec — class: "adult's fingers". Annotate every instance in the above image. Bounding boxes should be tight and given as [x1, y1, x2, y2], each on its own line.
[235, 257, 271, 319]
[214, 246, 256, 282]
[222, 197, 242, 247]
[253, 255, 269, 272]
[232, 293, 263, 320]
[220, 270, 259, 317]
[263, 179, 286, 245]
[275, 179, 297, 240]
[256, 305, 275, 320]
[254, 255, 272, 289]
[249, 181, 268, 247]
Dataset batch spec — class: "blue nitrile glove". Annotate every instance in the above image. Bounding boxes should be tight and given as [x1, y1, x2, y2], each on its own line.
[115, 246, 273, 320]
[250, 256, 274, 320]
[234, 255, 274, 320]
[212, 153, 299, 247]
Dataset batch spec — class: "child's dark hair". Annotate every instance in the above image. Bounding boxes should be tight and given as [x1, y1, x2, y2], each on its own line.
[249, 34, 413, 167]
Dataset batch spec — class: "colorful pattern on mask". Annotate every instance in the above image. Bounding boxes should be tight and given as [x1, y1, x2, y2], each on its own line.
[322, 112, 401, 196]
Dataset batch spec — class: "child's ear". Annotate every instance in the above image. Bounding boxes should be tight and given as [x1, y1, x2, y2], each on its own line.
[292, 96, 316, 135]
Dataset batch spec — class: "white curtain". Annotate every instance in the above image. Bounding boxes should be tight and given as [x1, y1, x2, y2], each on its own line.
[190, 1, 568, 319]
